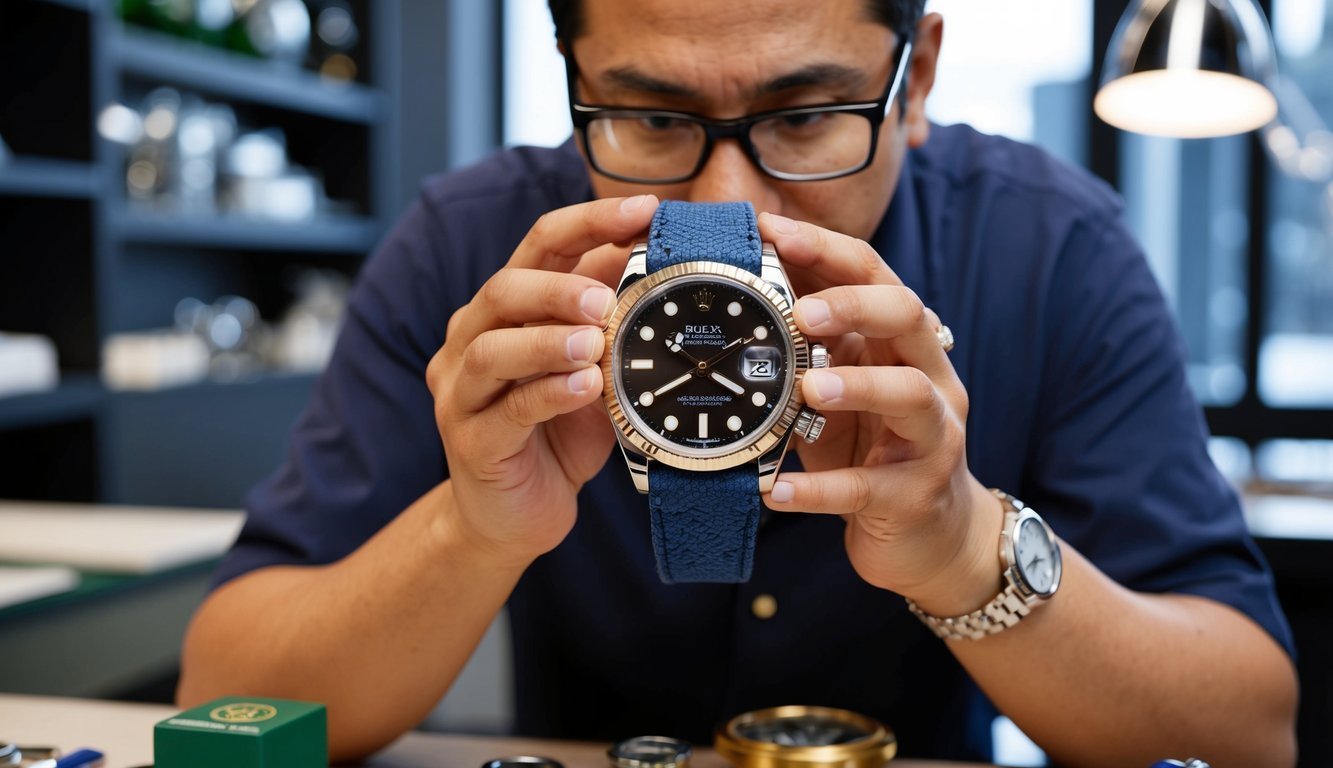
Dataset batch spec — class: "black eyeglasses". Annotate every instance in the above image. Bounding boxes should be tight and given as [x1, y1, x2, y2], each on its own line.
[564, 39, 913, 185]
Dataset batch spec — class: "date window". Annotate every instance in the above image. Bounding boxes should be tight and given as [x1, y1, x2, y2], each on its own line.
[741, 347, 781, 381]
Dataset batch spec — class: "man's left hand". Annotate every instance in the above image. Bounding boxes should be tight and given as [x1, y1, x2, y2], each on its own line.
[757, 212, 1000, 615]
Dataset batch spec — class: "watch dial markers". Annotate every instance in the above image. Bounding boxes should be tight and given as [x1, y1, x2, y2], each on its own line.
[664, 415, 679, 431]
[710, 372, 745, 395]
[727, 301, 743, 316]
[630, 359, 654, 370]
[727, 415, 743, 431]
[698, 413, 709, 438]
[639, 326, 656, 341]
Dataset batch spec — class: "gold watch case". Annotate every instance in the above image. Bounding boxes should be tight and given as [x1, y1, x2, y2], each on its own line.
[602, 259, 813, 473]
[714, 706, 897, 768]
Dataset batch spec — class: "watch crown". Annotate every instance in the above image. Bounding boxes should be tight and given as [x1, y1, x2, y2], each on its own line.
[794, 409, 827, 444]
[805, 413, 827, 443]
[811, 344, 830, 369]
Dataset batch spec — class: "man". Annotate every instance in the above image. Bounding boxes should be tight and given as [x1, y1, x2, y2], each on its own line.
[177, 1, 1299, 765]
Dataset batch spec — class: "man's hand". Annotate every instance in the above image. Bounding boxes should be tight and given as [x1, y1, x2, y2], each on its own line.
[425, 195, 658, 569]
[755, 212, 998, 615]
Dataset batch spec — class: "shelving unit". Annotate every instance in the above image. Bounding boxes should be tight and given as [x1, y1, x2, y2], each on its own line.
[0, 0, 400, 508]
[114, 210, 383, 253]
[0, 157, 100, 199]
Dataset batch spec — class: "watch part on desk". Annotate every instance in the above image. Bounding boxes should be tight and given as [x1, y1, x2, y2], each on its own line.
[482, 756, 565, 768]
[609, 735, 692, 768]
[714, 706, 896, 768]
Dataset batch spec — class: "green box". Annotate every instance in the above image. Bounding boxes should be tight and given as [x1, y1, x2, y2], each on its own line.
[155, 696, 328, 768]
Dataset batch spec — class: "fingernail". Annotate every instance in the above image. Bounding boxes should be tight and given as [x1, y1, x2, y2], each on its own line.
[765, 212, 800, 235]
[797, 297, 831, 328]
[621, 195, 650, 213]
[567, 328, 599, 363]
[770, 480, 795, 503]
[806, 370, 843, 402]
[581, 286, 615, 323]
[567, 367, 598, 394]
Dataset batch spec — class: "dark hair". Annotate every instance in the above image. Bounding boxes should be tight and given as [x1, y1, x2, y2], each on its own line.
[547, 0, 926, 45]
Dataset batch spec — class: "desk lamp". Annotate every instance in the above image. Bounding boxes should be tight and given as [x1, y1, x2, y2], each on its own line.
[1095, 0, 1333, 203]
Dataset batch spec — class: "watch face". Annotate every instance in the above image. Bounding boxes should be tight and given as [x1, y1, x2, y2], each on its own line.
[734, 715, 872, 747]
[614, 274, 793, 457]
[1015, 516, 1059, 596]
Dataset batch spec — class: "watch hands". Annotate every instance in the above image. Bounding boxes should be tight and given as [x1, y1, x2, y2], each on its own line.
[665, 333, 706, 368]
[700, 335, 755, 369]
[653, 372, 694, 397]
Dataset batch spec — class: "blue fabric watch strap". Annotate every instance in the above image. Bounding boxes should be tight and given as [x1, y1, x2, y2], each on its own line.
[646, 200, 762, 274]
[642, 200, 764, 583]
[648, 462, 760, 583]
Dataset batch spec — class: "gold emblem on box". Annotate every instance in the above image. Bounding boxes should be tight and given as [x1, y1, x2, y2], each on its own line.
[211, 702, 279, 723]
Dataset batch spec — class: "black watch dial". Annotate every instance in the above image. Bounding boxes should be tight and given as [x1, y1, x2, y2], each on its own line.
[734, 714, 872, 746]
[616, 275, 792, 455]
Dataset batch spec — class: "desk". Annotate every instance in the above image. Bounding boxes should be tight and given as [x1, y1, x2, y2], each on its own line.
[0, 695, 989, 768]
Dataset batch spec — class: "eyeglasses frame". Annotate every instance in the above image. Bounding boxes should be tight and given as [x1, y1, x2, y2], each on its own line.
[562, 37, 914, 184]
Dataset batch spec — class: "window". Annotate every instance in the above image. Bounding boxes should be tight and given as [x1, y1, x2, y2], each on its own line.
[1262, 0, 1333, 408]
[503, 0, 568, 149]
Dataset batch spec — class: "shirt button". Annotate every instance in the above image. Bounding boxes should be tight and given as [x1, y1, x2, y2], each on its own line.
[751, 594, 778, 620]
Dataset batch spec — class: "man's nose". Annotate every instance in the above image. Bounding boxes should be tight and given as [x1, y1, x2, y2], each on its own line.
[686, 139, 781, 212]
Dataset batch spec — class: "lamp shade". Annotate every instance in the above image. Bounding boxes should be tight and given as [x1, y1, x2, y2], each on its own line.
[1095, 0, 1279, 138]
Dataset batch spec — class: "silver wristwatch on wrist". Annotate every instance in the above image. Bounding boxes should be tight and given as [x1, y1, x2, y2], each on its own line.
[907, 489, 1062, 641]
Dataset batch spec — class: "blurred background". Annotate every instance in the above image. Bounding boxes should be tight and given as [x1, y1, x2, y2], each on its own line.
[0, 0, 1330, 765]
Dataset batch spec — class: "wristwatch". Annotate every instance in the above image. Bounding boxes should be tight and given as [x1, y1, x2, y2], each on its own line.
[602, 200, 828, 583]
[907, 489, 1062, 640]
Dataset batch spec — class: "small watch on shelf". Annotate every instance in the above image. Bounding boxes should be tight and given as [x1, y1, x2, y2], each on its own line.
[907, 489, 1062, 641]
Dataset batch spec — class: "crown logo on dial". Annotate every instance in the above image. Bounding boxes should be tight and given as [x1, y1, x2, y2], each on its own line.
[693, 288, 715, 311]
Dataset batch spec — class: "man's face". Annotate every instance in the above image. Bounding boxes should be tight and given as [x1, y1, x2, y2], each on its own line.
[568, 0, 939, 241]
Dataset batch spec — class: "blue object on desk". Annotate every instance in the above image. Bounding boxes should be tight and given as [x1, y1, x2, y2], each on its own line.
[43, 748, 104, 768]
[1150, 760, 1210, 768]
[58, 748, 105, 767]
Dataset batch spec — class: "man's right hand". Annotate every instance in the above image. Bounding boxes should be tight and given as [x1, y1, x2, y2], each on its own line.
[425, 195, 659, 568]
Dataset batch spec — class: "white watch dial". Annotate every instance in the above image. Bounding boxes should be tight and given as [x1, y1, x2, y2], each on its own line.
[1015, 516, 1058, 595]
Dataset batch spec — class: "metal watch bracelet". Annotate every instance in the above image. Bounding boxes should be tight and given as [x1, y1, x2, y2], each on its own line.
[905, 490, 1044, 641]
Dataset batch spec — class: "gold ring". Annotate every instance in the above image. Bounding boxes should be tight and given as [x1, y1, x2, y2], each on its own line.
[936, 324, 955, 353]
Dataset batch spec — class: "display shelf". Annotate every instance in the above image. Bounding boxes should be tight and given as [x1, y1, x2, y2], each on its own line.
[0, 0, 395, 499]
[112, 25, 384, 125]
[0, 375, 104, 431]
[0, 157, 99, 199]
[104, 371, 319, 508]
[113, 210, 382, 254]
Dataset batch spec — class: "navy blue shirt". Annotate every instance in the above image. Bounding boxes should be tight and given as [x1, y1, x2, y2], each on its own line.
[213, 126, 1292, 761]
